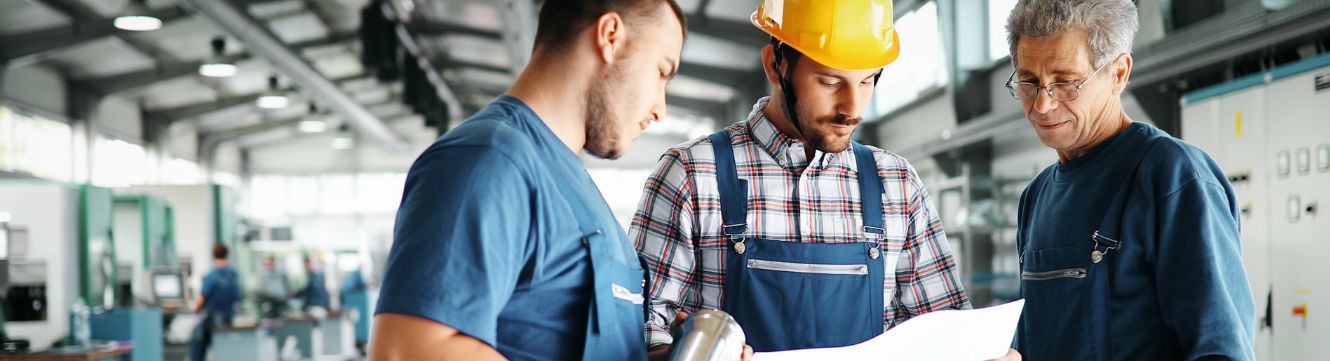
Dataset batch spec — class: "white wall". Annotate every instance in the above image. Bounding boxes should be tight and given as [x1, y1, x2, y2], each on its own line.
[0, 183, 81, 351]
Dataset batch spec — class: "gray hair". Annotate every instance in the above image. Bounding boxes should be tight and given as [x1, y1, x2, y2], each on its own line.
[1006, 0, 1139, 68]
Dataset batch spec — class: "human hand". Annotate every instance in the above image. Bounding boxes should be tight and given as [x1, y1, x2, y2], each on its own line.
[986, 348, 1021, 361]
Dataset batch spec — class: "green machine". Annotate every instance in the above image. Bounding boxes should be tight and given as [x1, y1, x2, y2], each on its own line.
[78, 185, 118, 310]
[112, 194, 178, 306]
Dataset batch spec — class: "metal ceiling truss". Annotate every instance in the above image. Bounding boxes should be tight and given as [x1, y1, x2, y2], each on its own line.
[180, 0, 409, 150]
[0, 3, 189, 67]
[72, 32, 356, 96]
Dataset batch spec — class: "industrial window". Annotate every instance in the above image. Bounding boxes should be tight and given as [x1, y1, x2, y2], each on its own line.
[988, 0, 1019, 62]
[159, 157, 202, 185]
[247, 172, 406, 219]
[92, 136, 147, 187]
[586, 168, 653, 228]
[869, 2, 947, 118]
[0, 106, 73, 182]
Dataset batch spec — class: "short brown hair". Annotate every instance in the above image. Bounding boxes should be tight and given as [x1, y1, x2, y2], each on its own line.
[533, 0, 686, 54]
[212, 243, 229, 260]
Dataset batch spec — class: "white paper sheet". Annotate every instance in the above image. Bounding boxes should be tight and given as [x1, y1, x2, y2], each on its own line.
[751, 299, 1025, 361]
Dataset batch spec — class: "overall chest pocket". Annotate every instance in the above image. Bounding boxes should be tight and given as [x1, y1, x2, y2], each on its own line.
[1019, 245, 1102, 360]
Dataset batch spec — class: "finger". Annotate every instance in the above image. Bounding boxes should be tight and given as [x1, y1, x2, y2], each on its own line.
[674, 311, 688, 323]
[741, 345, 755, 361]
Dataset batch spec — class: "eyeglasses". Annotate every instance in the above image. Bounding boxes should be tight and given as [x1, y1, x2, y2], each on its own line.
[1005, 61, 1108, 102]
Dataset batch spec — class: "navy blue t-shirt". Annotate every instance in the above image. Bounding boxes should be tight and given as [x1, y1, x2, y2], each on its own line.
[375, 95, 643, 360]
[201, 266, 241, 321]
[1016, 122, 1255, 360]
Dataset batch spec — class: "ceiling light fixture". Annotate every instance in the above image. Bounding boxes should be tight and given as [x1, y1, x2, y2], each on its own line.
[198, 37, 236, 77]
[299, 104, 326, 133]
[114, 0, 162, 31]
[331, 123, 354, 149]
[256, 75, 289, 109]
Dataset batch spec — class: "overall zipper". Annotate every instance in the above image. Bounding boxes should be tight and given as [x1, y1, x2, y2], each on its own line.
[747, 259, 868, 275]
[1021, 268, 1087, 280]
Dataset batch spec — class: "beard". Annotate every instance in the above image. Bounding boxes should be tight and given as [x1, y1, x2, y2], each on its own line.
[584, 61, 632, 160]
[795, 106, 861, 153]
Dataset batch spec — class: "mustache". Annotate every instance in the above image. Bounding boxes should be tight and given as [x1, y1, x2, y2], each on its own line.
[826, 114, 862, 126]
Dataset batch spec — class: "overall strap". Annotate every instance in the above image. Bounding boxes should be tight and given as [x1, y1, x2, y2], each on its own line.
[709, 130, 748, 236]
[851, 142, 885, 235]
[1090, 136, 1160, 261]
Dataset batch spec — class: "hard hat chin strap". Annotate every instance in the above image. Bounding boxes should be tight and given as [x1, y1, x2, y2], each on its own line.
[770, 37, 884, 143]
[771, 38, 807, 140]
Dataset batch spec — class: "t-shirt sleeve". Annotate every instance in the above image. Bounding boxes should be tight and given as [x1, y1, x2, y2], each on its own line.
[1154, 178, 1256, 360]
[374, 144, 533, 348]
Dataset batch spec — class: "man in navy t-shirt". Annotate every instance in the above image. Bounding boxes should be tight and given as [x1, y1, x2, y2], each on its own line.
[368, 1, 687, 360]
[1004, 1, 1255, 360]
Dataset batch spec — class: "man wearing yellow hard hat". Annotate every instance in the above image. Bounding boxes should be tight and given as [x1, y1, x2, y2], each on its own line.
[632, 0, 1019, 358]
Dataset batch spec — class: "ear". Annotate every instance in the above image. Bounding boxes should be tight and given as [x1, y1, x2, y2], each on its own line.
[593, 12, 627, 64]
[760, 44, 781, 87]
[1110, 53, 1132, 95]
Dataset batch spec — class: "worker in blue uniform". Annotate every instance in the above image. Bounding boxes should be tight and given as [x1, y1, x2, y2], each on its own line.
[189, 244, 242, 361]
[1004, 1, 1255, 360]
[299, 257, 329, 311]
[366, 0, 692, 360]
[339, 266, 370, 355]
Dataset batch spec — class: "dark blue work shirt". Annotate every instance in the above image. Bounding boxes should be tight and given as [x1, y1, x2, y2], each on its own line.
[376, 95, 645, 360]
[201, 266, 242, 321]
[301, 271, 329, 308]
[1016, 122, 1255, 360]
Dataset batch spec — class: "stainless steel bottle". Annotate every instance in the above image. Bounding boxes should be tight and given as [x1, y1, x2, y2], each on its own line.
[667, 310, 746, 361]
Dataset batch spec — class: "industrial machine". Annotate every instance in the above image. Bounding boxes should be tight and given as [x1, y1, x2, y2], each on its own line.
[123, 185, 242, 293]
[1181, 53, 1330, 360]
[112, 194, 178, 306]
[0, 181, 118, 350]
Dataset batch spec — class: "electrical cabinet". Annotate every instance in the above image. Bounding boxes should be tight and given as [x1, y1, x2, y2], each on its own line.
[1181, 53, 1330, 360]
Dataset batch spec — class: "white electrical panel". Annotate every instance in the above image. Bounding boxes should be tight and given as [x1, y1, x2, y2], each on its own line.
[1261, 66, 1330, 361]
[1181, 60, 1330, 360]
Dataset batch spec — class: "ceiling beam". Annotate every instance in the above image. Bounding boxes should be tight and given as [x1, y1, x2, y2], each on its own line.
[144, 74, 363, 124]
[180, 0, 409, 150]
[405, 20, 504, 41]
[201, 98, 399, 152]
[678, 61, 758, 85]
[74, 32, 357, 96]
[35, 0, 182, 63]
[0, 6, 189, 67]
[684, 14, 769, 48]
[432, 56, 510, 74]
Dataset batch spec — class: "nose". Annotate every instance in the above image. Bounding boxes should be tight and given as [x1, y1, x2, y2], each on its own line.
[651, 87, 668, 123]
[1029, 89, 1058, 114]
[838, 84, 868, 120]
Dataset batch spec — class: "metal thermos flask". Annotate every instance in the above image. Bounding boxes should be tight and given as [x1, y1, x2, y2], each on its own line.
[666, 309, 746, 361]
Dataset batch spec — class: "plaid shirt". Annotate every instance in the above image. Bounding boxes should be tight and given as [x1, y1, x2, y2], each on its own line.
[630, 97, 970, 347]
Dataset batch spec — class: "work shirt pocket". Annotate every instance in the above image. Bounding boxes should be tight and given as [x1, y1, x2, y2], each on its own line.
[582, 230, 647, 361]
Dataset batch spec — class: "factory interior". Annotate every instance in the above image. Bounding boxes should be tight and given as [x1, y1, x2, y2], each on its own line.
[0, 0, 1327, 360]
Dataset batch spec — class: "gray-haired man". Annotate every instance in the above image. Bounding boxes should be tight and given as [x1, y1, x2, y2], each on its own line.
[1004, 0, 1255, 360]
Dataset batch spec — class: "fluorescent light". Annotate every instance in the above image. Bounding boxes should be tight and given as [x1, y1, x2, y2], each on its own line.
[198, 62, 237, 77]
[257, 94, 289, 109]
[298, 120, 327, 133]
[331, 137, 354, 150]
[114, 15, 162, 31]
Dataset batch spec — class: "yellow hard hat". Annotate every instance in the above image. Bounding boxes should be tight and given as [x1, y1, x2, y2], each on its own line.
[751, 0, 901, 71]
